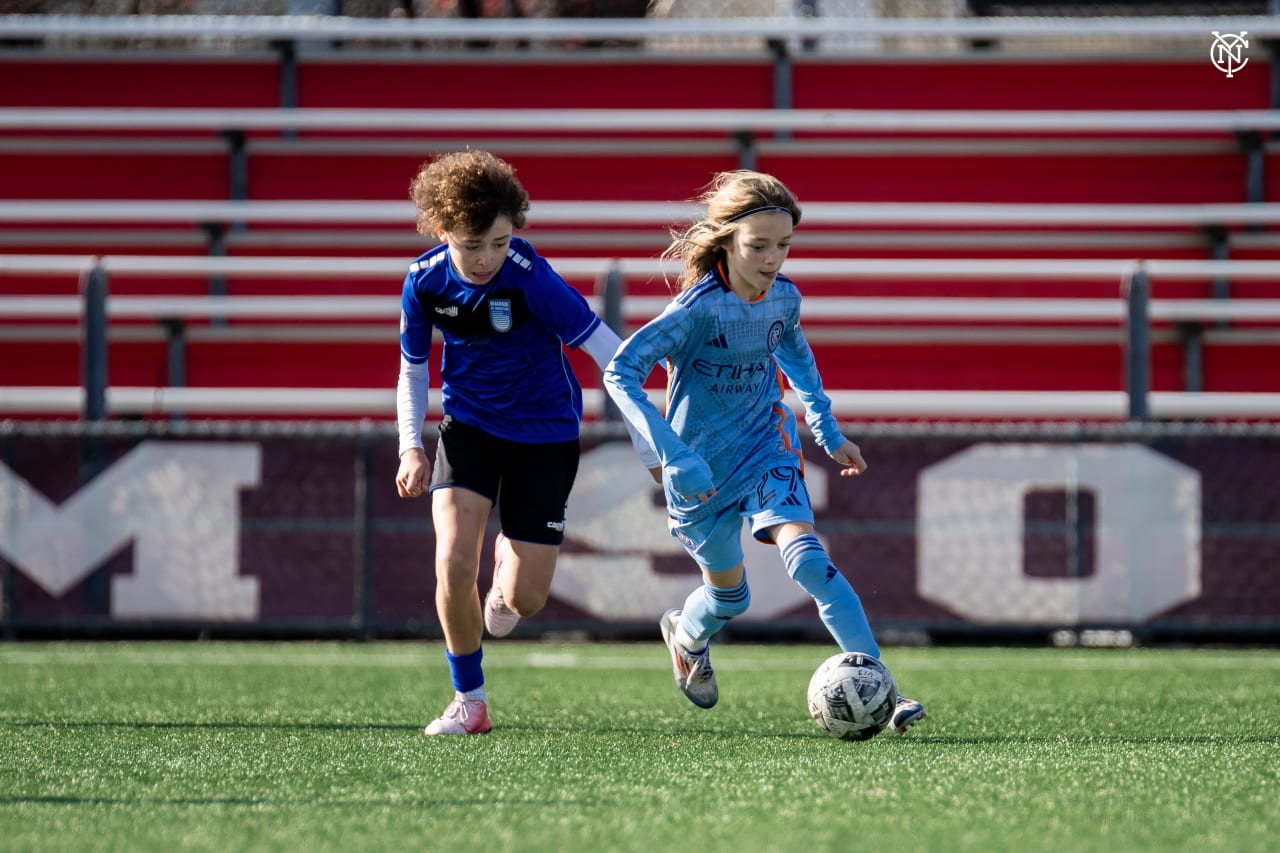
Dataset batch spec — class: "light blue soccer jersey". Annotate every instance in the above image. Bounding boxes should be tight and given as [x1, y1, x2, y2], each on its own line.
[604, 265, 844, 516]
[399, 237, 601, 443]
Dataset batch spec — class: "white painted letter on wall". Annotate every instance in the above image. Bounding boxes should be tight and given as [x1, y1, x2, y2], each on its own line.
[918, 443, 1200, 624]
[0, 442, 261, 620]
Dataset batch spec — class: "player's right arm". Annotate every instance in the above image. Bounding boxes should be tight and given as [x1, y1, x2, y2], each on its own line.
[396, 273, 433, 499]
[603, 306, 715, 504]
[395, 357, 431, 498]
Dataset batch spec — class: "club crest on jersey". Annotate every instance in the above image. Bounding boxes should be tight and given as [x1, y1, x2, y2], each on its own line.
[767, 320, 785, 352]
[489, 299, 513, 332]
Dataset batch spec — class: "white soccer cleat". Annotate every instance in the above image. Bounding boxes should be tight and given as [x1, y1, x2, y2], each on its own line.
[483, 532, 520, 638]
[659, 608, 718, 709]
[423, 694, 492, 736]
[889, 695, 926, 735]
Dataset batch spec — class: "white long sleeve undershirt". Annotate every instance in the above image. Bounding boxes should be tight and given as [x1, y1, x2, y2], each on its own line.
[396, 356, 428, 457]
[395, 324, 659, 469]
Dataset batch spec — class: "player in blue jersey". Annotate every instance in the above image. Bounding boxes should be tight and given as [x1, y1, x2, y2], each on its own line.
[396, 150, 657, 736]
[604, 170, 925, 734]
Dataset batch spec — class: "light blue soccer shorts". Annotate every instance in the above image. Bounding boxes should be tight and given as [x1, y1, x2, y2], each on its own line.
[668, 463, 815, 574]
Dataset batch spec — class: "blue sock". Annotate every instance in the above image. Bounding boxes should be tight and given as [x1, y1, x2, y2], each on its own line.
[678, 577, 751, 649]
[445, 646, 484, 693]
[782, 534, 880, 658]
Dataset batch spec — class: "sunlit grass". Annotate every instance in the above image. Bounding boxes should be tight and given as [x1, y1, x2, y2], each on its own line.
[1, 642, 1277, 852]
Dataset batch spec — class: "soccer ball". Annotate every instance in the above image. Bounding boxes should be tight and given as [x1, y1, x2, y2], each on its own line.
[806, 652, 898, 741]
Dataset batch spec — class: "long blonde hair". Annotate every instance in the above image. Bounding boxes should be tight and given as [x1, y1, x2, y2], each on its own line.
[662, 170, 802, 291]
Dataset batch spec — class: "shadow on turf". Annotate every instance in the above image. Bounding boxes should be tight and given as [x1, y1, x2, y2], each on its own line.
[6, 720, 413, 732]
[9, 719, 830, 739]
[10, 721, 1273, 745]
[0, 794, 613, 808]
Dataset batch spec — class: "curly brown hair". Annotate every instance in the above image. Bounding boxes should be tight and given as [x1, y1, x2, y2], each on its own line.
[409, 150, 530, 238]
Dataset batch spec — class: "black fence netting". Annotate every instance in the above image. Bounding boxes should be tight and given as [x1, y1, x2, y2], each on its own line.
[2, 420, 1277, 643]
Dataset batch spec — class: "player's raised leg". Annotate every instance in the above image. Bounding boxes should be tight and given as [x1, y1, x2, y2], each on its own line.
[484, 532, 559, 638]
[483, 532, 520, 637]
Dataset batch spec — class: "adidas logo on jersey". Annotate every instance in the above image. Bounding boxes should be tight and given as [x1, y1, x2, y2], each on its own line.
[705, 332, 729, 349]
[434, 305, 459, 317]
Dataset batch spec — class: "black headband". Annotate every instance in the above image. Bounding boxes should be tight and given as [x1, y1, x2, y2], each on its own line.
[722, 205, 797, 225]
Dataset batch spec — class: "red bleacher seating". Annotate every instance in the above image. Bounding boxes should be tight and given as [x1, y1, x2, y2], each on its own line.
[242, 148, 741, 203]
[1, 53, 1276, 412]
[789, 60, 1269, 111]
[760, 149, 1249, 205]
[0, 150, 229, 200]
[0, 57, 281, 108]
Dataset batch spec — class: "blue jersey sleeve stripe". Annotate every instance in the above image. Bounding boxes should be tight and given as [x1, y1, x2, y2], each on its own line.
[507, 239, 535, 270]
[564, 313, 602, 348]
[409, 252, 446, 275]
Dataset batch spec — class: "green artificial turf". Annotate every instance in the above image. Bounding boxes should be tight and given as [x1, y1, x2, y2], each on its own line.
[1, 642, 1276, 852]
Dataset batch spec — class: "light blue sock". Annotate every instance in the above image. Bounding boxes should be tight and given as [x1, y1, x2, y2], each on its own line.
[782, 534, 880, 657]
[677, 577, 751, 649]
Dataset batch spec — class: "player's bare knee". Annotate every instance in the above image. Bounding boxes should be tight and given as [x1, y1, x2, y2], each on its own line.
[507, 587, 549, 617]
[436, 553, 479, 589]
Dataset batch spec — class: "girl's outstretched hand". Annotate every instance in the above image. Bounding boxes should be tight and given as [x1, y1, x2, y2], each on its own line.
[828, 440, 868, 478]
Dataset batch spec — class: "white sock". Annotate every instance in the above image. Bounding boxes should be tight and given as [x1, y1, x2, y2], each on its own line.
[677, 622, 708, 653]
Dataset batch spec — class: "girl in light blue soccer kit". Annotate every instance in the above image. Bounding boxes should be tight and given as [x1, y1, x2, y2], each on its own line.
[396, 150, 656, 736]
[604, 170, 925, 733]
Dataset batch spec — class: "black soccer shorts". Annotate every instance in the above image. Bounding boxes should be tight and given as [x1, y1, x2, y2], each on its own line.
[429, 415, 580, 546]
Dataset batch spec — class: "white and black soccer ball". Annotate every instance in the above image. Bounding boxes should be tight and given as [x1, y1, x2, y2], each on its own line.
[807, 652, 898, 741]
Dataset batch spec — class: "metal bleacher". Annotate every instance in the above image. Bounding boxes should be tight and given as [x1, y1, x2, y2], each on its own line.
[2, 13, 1279, 422]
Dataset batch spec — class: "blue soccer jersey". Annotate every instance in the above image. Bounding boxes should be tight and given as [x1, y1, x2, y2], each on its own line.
[604, 265, 845, 512]
[399, 237, 601, 443]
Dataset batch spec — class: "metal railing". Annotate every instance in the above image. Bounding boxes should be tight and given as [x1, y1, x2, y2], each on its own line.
[2, 14, 1278, 48]
[4, 106, 1280, 134]
[9, 200, 1280, 229]
[4, 253, 1280, 422]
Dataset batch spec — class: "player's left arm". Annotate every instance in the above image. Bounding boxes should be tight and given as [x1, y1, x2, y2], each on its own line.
[523, 257, 661, 471]
[604, 307, 716, 502]
[773, 316, 868, 478]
